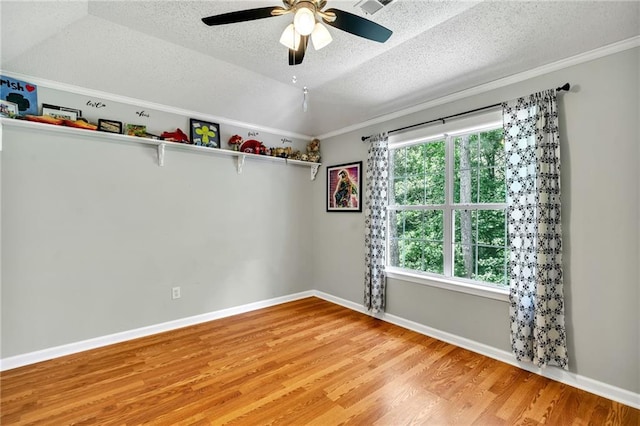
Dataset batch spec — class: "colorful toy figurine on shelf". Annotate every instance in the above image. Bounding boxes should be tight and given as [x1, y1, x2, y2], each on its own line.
[161, 128, 190, 143]
[307, 138, 321, 162]
[239, 139, 267, 154]
[228, 134, 243, 151]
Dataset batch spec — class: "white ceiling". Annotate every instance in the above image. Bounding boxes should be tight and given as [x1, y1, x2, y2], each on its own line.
[1, 1, 639, 137]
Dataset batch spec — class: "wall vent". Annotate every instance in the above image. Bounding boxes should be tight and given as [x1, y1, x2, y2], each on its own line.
[356, 0, 394, 15]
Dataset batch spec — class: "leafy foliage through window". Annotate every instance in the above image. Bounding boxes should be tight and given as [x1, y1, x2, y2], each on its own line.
[388, 124, 507, 287]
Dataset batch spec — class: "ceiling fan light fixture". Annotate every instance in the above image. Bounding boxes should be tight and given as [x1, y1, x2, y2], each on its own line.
[311, 22, 332, 50]
[293, 5, 316, 36]
[279, 23, 301, 50]
[202, 1, 394, 66]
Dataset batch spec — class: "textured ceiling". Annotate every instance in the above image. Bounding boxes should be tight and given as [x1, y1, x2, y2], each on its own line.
[1, 1, 639, 137]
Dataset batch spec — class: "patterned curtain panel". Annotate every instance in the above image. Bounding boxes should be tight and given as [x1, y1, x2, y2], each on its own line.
[364, 133, 389, 314]
[503, 90, 568, 369]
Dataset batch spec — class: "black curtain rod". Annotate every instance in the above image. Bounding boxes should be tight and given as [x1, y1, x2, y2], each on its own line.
[362, 83, 571, 141]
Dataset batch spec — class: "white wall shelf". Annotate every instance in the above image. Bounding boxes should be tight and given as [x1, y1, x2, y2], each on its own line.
[0, 118, 321, 180]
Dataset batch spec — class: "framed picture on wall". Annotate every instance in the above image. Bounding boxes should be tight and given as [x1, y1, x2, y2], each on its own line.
[327, 161, 363, 212]
[190, 119, 220, 148]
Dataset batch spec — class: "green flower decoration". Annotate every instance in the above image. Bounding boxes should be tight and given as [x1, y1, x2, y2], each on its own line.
[196, 125, 216, 143]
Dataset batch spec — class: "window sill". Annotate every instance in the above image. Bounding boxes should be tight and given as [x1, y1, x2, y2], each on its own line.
[385, 267, 509, 302]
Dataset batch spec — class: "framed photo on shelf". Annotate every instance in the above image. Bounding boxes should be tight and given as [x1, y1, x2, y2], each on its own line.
[190, 119, 220, 148]
[326, 161, 363, 212]
[0, 75, 38, 115]
[97, 119, 123, 134]
[42, 103, 81, 121]
[0, 100, 18, 117]
[125, 124, 147, 137]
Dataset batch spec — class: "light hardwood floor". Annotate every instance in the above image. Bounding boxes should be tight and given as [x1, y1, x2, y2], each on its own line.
[1, 297, 638, 425]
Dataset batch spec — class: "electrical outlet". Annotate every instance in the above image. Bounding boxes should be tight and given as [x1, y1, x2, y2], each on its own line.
[171, 286, 181, 300]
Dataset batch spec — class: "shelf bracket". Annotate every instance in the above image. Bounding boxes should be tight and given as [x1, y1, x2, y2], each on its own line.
[157, 143, 165, 167]
[310, 164, 320, 181]
[236, 155, 246, 174]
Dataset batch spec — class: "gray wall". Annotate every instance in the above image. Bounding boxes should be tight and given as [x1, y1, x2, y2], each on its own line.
[312, 48, 639, 394]
[1, 125, 315, 357]
[1, 47, 637, 396]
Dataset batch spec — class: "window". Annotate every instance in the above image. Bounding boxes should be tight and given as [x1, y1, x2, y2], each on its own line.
[387, 112, 508, 294]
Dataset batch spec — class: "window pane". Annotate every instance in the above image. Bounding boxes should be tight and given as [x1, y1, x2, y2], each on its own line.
[454, 134, 478, 203]
[454, 135, 478, 171]
[424, 210, 444, 241]
[453, 243, 475, 279]
[425, 140, 445, 163]
[392, 149, 408, 177]
[397, 240, 444, 274]
[391, 141, 445, 206]
[476, 246, 507, 285]
[478, 129, 505, 203]
[394, 210, 424, 239]
[393, 145, 424, 205]
[392, 210, 444, 242]
[478, 166, 505, 203]
[476, 209, 506, 247]
[453, 209, 506, 245]
[422, 242, 444, 274]
[454, 168, 480, 204]
[453, 245, 507, 286]
[453, 209, 507, 285]
[453, 209, 477, 243]
[478, 129, 505, 168]
[454, 129, 505, 205]
[404, 173, 426, 205]
[426, 169, 445, 204]
[425, 141, 446, 204]
[392, 177, 407, 204]
[389, 209, 443, 274]
[404, 240, 424, 270]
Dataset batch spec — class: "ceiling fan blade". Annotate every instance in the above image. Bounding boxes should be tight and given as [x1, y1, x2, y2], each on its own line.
[323, 8, 392, 43]
[289, 35, 309, 66]
[202, 7, 284, 26]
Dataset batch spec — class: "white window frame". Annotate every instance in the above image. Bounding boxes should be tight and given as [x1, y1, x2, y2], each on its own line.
[385, 110, 509, 302]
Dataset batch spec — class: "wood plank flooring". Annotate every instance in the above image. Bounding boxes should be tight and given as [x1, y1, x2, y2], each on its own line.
[1, 297, 638, 425]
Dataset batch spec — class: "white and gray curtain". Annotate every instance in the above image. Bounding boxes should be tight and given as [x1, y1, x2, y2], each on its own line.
[364, 133, 389, 314]
[503, 90, 568, 369]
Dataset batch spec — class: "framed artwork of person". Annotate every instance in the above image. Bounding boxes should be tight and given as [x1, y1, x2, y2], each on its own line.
[326, 161, 362, 212]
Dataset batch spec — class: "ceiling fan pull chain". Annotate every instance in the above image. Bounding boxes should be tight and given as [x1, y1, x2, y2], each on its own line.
[303, 87, 309, 112]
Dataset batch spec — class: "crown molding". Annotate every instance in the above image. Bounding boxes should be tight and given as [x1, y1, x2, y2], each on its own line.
[318, 36, 640, 140]
[3, 36, 638, 143]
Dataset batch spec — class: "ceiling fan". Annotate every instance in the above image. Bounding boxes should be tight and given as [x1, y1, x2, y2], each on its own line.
[202, 0, 393, 65]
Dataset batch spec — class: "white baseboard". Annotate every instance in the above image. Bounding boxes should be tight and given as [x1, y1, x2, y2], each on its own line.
[2, 289, 638, 409]
[0, 291, 314, 372]
[311, 291, 640, 410]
